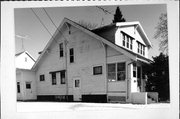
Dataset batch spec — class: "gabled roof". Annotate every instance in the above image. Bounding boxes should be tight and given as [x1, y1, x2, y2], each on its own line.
[116, 21, 152, 47]
[32, 18, 151, 70]
[15, 51, 36, 62]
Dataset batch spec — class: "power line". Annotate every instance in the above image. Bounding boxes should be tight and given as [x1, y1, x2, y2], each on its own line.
[42, 8, 68, 42]
[30, 8, 55, 41]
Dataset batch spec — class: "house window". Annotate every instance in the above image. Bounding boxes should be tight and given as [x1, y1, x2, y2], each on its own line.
[40, 75, 45, 81]
[117, 63, 126, 81]
[51, 72, 56, 85]
[108, 63, 126, 82]
[25, 57, 27, 62]
[26, 82, 31, 89]
[123, 34, 125, 46]
[133, 63, 137, 77]
[137, 42, 145, 56]
[75, 79, 80, 88]
[121, 31, 133, 50]
[107, 63, 116, 82]
[93, 66, 102, 75]
[127, 37, 129, 48]
[17, 82, 20, 93]
[60, 70, 66, 84]
[69, 48, 74, 63]
[59, 43, 64, 57]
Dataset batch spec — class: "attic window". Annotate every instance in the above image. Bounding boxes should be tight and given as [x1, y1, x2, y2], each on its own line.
[25, 57, 27, 62]
[121, 31, 134, 50]
[137, 41, 145, 56]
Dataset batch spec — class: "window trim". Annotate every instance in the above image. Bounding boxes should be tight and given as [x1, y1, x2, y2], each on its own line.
[93, 66, 103, 75]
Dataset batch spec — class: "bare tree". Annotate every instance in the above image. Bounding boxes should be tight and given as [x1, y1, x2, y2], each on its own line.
[154, 13, 168, 54]
[78, 20, 98, 30]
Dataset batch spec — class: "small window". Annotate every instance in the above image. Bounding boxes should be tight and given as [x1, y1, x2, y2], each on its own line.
[25, 57, 27, 62]
[69, 48, 74, 63]
[17, 82, 20, 93]
[60, 70, 66, 84]
[26, 82, 31, 89]
[93, 66, 102, 75]
[51, 72, 56, 85]
[59, 43, 64, 57]
[133, 63, 137, 77]
[75, 80, 80, 88]
[40, 75, 45, 81]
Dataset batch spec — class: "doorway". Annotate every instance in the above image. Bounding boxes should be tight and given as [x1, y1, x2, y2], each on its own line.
[73, 78, 81, 101]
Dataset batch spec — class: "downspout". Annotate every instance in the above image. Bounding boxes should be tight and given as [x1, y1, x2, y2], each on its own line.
[64, 23, 70, 101]
[64, 39, 68, 101]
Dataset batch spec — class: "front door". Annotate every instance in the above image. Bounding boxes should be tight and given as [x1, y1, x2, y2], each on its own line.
[73, 78, 81, 101]
[25, 81, 34, 100]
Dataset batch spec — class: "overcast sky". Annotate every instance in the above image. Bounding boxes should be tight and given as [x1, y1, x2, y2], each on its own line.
[15, 4, 167, 60]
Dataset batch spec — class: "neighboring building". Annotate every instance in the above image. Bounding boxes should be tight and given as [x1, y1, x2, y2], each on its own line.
[22, 18, 158, 104]
[16, 51, 37, 101]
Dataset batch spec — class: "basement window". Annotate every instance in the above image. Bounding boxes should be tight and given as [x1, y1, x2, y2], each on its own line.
[93, 66, 102, 75]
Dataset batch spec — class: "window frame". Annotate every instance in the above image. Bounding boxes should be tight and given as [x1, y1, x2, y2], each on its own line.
[26, 82, 31, 89]
[93, 66, 103, 75]
[117, 62, 126, 81]
[40, 74, 45, 81]
[60, 70, 66, 84]
[69, 48, 74, 63]
[51, 72, 57, 85]
[137, 41, 145, 56]
[108, 62, 126, 82]
[121, 31, 133, 50]
[17, 82, 20, 93]
[59, 43, 64, 57]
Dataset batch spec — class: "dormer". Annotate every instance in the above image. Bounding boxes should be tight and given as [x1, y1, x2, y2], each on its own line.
[92, 21, 151, 59]
[115, 21, 151, 58]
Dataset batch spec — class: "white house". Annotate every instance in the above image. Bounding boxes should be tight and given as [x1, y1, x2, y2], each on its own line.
[16, 51, 37, 101]
[30, 18, 158, 104]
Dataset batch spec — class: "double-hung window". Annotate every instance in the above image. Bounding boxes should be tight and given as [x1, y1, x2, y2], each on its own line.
[59, 43, 64, 57]
[17, 82, 20, 93]
[137, 41, 145, 56]
[69, 48, 74, 63]
[108, 64, 116, 81]
[51, 72, 56, 85]
[121, 31, 133, 50]
[60, 70, 66, 84]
